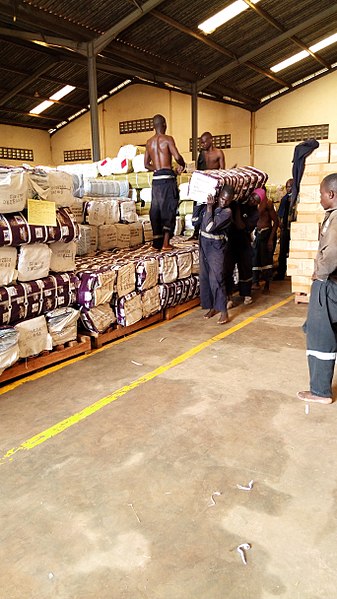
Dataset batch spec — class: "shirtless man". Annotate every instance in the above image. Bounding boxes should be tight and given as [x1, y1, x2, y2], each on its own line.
[144, 114, 185, 250]
[197, 132, 225, 170]
[251, 188, 279, 293]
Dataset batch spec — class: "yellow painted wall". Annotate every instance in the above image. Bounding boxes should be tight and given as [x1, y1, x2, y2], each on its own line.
[50, 84, 251, 167]
[255, 69, 337, 183]
[0, 124, 51, 166]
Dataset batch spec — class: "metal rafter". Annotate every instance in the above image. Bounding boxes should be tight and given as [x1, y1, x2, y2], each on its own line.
[241, 0, 331, 70]
[197, 3, 337, 91]
[0, 62, 56, 107]
[0, 106, 60, 121]
[0, 117, 49, 130]
[0, 26, 87, 55]
[94, 0, 166, 54]
[0, 89, 84, 109]
[151, 10, 289, 88]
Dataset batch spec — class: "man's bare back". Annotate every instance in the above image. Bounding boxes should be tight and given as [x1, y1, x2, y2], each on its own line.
[144, 116, 185, 173]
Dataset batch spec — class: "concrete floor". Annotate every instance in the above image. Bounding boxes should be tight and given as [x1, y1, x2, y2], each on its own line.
[0, 281, 336, 599]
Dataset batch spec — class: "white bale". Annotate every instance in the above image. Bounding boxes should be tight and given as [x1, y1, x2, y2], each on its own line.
[17, 244, 51, 281]
[15, 315, 52, 358]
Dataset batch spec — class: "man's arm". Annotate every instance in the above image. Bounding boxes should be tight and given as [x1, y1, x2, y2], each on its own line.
[314, 220, 337, 280]
[144, 142, 154, 171]
[167, 136, 185, 169]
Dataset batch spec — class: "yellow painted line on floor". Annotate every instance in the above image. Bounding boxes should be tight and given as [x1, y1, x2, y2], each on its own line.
[0, 295, 293, 466]
[0, 306, 201, 396]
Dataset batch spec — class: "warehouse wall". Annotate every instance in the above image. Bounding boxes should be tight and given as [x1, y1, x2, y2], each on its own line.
[50, 83, 251, 167]
[254, 69, 337, 184]
[0, 124, 51, 166]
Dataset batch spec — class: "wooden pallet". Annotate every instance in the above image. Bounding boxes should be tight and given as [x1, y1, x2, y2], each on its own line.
[0, 335, 91, 384]
[164, 297, 200, 320]
[90, 311, 164, 349]
[294, 292, 310, 304]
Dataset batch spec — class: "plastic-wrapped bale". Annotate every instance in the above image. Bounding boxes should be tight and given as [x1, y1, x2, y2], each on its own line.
[114, 291, 142, 327]
[57, 165, 87, 198]
[141, 285, 161, 318]
[69, 199, 84, 223]
[50, 241, 76, 273]
[17, 244, 51, 282]
[110, 157, 133, 175]
[191, 246, 200, 274]
[0, 207, 78, 246]
[80, 303, 116, 334]
[97, 157, 115, 177]
[159, 275, 199, 309]
[138, 218, 153, 242]
[76, 224, 98, 255]
[119, 199, 138, 223]
[0, 247, 18, 285]
[158, 253, 178, 284]
[137, 187, 152, 216]
[114, 224, 131, 248]
[15, 315, 52, 358]
[179, 182, 191, 200]
[118, 145, 145, 161]
[188, 166, 268, 204]
[77, 269, 116, 309]
[0, 327, 19, 376]
[0, 168, 28, 213]
[176, 249, 192, 279]
[0, 273, 78, 326]
[129, 222, 143, 247]
[114, 262, 135, 297]
[28, 168, 74, 207]
[84, 198, 120, 226]
[174, 216, 183, 236]
[97, 225, 117, 251]
[46, 307, 80, 346]
[132, 154, 147, 173]
[84, 178, 122, 197]
[136, 257, 159, 291]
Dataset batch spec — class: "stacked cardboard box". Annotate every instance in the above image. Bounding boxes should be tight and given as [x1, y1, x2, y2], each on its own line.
[288, 143, 335, 297]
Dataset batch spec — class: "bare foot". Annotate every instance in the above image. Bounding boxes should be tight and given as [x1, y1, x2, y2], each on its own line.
[204, 309, 217, 319]
[161, 244, 174, 251]
[297, 391, 332, 404]
[251, 283, 260, 290]
[218, 311, 229, 324]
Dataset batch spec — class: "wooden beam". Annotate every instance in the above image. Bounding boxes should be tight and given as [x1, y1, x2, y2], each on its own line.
[94, 0, 166, 54]
[242, 0, 331, 70]
[197, 4, 337, 91]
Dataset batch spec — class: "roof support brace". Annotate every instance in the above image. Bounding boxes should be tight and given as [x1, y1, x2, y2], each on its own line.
[88, 42, 100, 162]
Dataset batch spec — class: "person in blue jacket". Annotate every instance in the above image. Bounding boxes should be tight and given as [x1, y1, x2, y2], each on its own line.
[192, 185, 234, 325]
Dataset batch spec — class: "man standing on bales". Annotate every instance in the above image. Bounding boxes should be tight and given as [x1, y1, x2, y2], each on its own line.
[197, 132, 225, 170]
[145, 114, 185, 251]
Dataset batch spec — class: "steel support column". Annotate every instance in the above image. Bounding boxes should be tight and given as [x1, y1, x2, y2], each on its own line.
[87, 42, 100, 162]
[191, 84, 198, 162]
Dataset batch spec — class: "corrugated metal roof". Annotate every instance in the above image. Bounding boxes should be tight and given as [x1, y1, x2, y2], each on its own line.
[0, 0, 336, 131]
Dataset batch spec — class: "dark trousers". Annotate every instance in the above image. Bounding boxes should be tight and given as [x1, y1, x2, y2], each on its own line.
[252, 228, 273, 283]
[304, 279, 337, 397]
[199, 238, 227, 312]
[277, 228, 290, 279]
[224, 231, 252, 297]
[150, 170, 179, 249]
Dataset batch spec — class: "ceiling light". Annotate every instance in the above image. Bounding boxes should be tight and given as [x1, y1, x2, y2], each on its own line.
[292, 68, 328, 87]
[29, 100, 54, 115]
[260, 87, 288, 103]
[271, 32, 337, 73]
[271, 50, 309, 73]
[50, 85, 75, 101]
[198, 0, 261, 34]
[108, 79, 132, 95]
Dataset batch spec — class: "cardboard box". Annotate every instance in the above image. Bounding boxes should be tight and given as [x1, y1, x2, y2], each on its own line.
[329, 143, 337, 164]
[290, 239, 319, 251]
[306, 143, 330, 165]
[291, 282, 312, 294]
[298, 185, 320, 202]
[297, 201, 323, 213]
[288, 249, 317, 259]
[296, 212, 324, 223]
[290, 222, 320, 240]
[287, 258, 315, 276]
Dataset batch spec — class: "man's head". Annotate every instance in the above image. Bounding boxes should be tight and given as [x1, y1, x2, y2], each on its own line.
[286, 178, 293, 194]
[249, 187, 266, 206]
[200, 132, 213, 151]
[320, 174, 337, 210]
[219, 184, 234, 208]
[153, 114, 166, 133]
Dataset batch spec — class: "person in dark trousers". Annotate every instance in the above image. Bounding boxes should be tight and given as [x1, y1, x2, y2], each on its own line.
[274, 178, 293, 280]
[192, 185, 234, 325]
[224, 192, 260, 307]
[251, 187, 279, 293]
[144, 114, 185, 251]
[297, 173, 337, 405]
[291, 138, 319, 207]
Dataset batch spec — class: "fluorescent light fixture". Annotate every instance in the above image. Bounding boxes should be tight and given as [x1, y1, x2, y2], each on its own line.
[271, 32, 337, 73]
[223, 95, 245, 104]
[292, 68, 328, 87]
[108, 79, 131, 94]
[260, 87, 288, 103]
[29, 100, 54, 114]
[30, 84, 76, 115]
[68, 108, 87, 121]
[271, 50, 309, 73]
[50, 85, 75, 101]
[198, 0, 261, 34]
